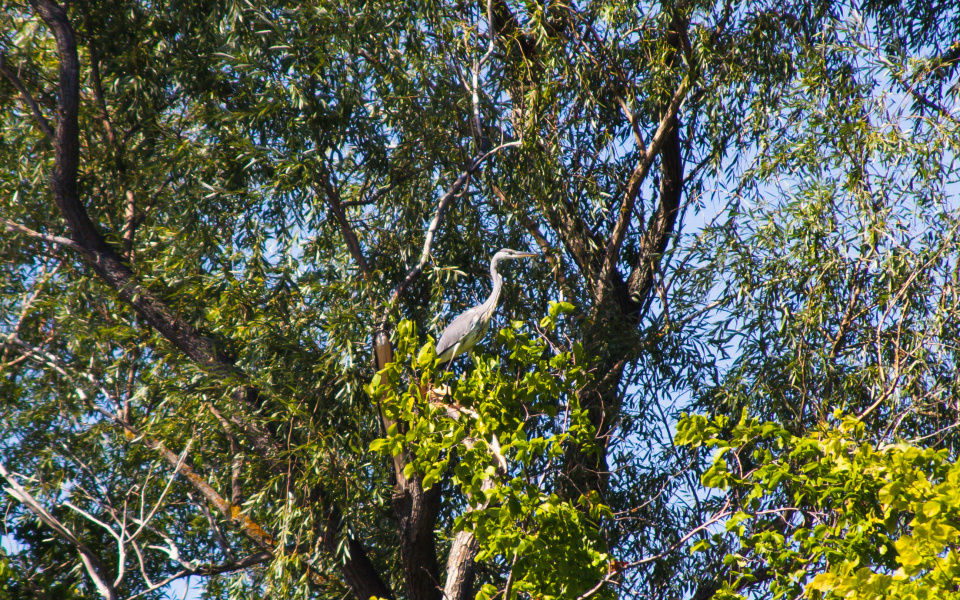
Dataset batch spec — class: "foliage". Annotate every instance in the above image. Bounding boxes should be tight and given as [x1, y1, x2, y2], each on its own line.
[370, 308, 611, 600]
[678, 412, 960, 600]
[0, 0, 959, 599]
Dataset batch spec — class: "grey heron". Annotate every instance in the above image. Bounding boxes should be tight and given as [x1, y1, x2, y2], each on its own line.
[435, 248, 538, 365]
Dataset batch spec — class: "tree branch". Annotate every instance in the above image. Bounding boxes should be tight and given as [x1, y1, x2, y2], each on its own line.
[31, 0, 238, 374]
[0, 462, 119, 600]
[442, 477, 498, 600]
[597, 77, 690, 304]
[382, 141, 520, 319]
[4, 333, 389, 597]
[315, 165, 371, 276]
[441, 407, 507, 600]
[374, 142, 522, 600]
[122, 553, 271, 600]
[492, 183, 569, 298]
[877, 54, 960, 125]
[625, 110, 684, 304]
[28, 5, 390, 599]
[2, 217, 84, 253]
[0, 53, 55, 141]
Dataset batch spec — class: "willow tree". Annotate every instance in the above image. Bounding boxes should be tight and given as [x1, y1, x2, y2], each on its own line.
[1, 1, 959, 599]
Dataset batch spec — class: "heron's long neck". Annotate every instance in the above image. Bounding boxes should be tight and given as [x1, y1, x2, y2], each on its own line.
[482, 261, 504, 314]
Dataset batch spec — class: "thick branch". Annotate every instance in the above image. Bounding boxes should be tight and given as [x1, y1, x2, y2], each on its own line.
[33, 0, 234, 374]
[442, 477, 498, 600]
[625, 113, 684, 302]
[373, 144, 518, 600]
[598, 77, 690, 304]
[394, 479, 443, 600]
[30, 5, 390, 599]
[31, 0, 286, 513]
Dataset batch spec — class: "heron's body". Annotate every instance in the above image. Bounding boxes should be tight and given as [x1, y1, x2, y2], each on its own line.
[435, 249, 537, 364]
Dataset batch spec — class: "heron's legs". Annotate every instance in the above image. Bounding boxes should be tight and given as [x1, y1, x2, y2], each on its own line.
[443, 341, 462, 374]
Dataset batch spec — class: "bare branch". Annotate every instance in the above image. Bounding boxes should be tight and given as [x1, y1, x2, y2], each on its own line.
[467, 0, 498, 150]
[625, 501, 732, 568]
[2, 217, 84, 253]
[8, 334, 388, 598]
[860, 227, 959, 421]
[122, 189, 137, 261]
[502, 553, 519, 600]
[2, 334, 277, 550]
[0, 462, 118, 600]
[62, 500, 127, 586]
[206, 403, 245, 506]
[87, 44, 121, 154]
[131, 438, 193, 542]
[383, 141, 521, 316]
[122, 553, 271, 600]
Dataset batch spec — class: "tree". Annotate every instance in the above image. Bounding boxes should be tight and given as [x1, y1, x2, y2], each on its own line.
[1, 0, 958, 599]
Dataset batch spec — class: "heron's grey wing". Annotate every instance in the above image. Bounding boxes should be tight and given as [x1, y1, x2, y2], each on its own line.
[436, 307, 482, 358]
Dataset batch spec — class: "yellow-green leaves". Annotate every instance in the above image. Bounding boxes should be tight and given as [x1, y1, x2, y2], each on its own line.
[368, 316, 608, 600]
[679, 412, 960, 599]
[539, 300, 576, 330]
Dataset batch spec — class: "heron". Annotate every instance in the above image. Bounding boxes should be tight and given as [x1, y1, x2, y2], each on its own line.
[435, 248, 538, 365]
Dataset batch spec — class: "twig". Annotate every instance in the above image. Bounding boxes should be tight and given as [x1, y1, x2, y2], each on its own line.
[575, 500, 731, 600]
[194, 492, 236, 562]
[0, 462, 118, 600]
[626, 501, 731, 567]
[130, 438, 193, 542]
[1, 217, 83, 253]
[382, 141, 521, 316]
[876, 54, 959, 125]
[0, 54, 55, 141]
[860, 227, 958, 421]
[468, 0, 498, 149]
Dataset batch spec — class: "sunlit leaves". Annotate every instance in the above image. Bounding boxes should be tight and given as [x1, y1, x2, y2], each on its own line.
[679, 413, 960, 599]
[369, 316, 608, 599]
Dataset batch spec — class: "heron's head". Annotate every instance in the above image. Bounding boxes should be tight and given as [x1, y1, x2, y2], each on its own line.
[492, 248, 539, 263]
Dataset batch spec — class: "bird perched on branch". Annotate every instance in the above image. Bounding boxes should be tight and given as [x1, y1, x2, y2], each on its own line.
[435, 248, 538, 365]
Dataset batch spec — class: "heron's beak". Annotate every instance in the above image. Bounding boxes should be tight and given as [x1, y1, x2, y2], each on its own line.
[516, 252, 539, 259]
